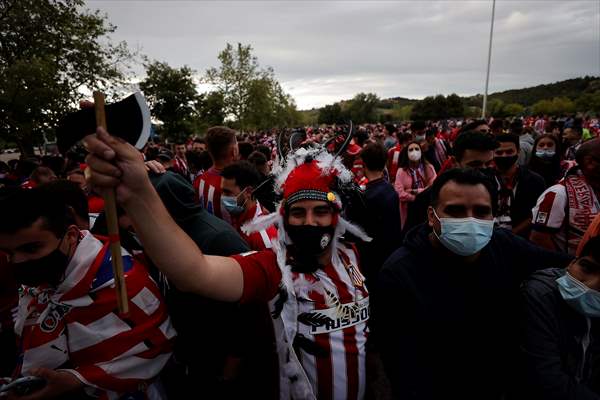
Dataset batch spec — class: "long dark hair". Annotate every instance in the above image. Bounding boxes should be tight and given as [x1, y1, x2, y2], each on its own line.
[529, 134, 562, 187]
[398, 141, 433, 181]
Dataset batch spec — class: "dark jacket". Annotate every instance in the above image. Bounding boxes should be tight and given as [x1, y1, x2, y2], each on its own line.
[357, 177, 403, 288]
[520, 268, 600, 399]
[502, 167, 546, 237]
[375, 224, 573, 400]
[402, 186, 431, 236]
[149, 172, 278, 399]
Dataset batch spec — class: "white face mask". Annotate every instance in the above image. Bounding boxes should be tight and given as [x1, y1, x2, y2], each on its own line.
[408, 148, 422, 162]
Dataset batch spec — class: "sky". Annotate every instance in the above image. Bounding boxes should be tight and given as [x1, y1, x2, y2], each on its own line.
[87, 0, 600, 110]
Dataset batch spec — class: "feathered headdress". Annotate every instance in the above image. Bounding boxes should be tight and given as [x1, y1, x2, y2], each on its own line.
[241, 122, 371, 398]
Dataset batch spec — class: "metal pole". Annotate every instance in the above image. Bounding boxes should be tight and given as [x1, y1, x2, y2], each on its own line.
[482, 0, 496, 119]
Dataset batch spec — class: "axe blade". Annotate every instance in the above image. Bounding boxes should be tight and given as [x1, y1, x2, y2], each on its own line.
[56, 92, 151, 154]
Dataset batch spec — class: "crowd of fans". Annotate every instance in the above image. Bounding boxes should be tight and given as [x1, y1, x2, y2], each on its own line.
[0, 113, 599, 399]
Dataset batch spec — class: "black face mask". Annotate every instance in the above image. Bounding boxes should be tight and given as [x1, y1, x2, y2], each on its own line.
[13, 238, 70, 287]
[286, 224, 335, 273]
[494, 155, 518, 171]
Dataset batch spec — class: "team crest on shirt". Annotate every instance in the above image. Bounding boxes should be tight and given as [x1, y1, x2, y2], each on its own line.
[40, 302, 72, 333]
[536, 211, 548, 224]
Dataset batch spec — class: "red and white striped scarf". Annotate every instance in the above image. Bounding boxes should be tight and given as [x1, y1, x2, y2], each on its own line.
[14, 232, 175, 400]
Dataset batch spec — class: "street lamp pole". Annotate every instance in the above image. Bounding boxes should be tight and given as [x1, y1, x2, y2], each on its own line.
[482, 0, 496, 119]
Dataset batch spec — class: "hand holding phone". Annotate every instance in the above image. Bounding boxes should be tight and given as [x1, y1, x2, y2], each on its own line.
[0, 368, 83, 399]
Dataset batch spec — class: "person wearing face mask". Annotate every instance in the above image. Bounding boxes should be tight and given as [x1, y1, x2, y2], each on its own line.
[520, 219, 600, 399]
[84, 126, 374, 400]
[0, 188, 175, 400]
[375, 168, 572, 400]
[529, 133, 575, 188]
[221, 161, 277, 251]
[531, 139, 600, 256]
[494, 134, 546, 237]
[394, 141, 437, 230]
[410, 120, 427, 143]
[402, 130, 500, 235]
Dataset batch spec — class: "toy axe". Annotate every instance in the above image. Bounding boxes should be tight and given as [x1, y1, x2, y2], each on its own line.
[56, 91, 151, 314]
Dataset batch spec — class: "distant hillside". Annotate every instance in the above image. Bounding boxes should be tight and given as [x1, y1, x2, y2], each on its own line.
[464, 76, 600, 107]
[299, 76, 600, 123]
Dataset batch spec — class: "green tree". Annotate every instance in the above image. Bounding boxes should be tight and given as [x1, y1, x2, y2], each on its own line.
[347, 93, 380, 123]
[575, 91, 600, 114]
[397, 105, 414, 121]
[503, 103, 525, 116]
[196, 91, 226, 130]
[242, 76, 300, 130]
[139, 61, 203, 142]
[487, 99, 505, 117]
[318, 103, 345, 124]
[445, 94, 465, 117]
[205, 43, 298, 131]
[0, 0, 134, 156]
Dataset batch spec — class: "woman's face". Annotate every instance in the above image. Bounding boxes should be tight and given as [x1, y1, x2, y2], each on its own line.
[408, 143, 421, 153]
[536, 137, 556, 152]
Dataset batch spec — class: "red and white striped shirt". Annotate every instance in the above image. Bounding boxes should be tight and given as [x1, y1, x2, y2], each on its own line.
[232, 201, 277, 251]
[234, 244, 369, 400]
[14, 232, 175, 400]
[193, 167, 226, 220]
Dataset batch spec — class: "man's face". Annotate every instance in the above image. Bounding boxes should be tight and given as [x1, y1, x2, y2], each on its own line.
[457, 149, 495, 169]
[221, 177, 242, 198]
[563, 128, 581, 143]
[494, 142, 518, 157]
[192, 142, 206, 152]
[581, 154, 600, 186]
[175, 145, 186, 157]
[568, 255, 600, 291]
[38, 172, 57, 185]
[287, 200, 334, 227]
[474, 124, 491, 134]
[427, 181, 493, 233]
[0, 219, 78, 265]
[536, 137, 556, 152]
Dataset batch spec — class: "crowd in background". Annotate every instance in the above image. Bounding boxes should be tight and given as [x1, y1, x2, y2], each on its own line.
[0, 113, 599, 400]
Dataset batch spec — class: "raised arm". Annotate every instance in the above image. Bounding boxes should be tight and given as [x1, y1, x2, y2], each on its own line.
[84, 128, 243, 302]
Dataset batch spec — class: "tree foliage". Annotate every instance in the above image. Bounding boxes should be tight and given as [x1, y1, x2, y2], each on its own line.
[140, 61, 205, 142]
[410, 94, 464, 120]
[0, 0, 134, 155]
[205, 43, 299, 131]
[531, 97, 576, 116]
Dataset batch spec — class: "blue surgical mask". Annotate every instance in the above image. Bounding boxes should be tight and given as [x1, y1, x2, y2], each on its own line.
[221, 194, 245, 216]
[556, 272, 600, 318]
[432, 209, 494, 256]
[535, 149, 556, 159]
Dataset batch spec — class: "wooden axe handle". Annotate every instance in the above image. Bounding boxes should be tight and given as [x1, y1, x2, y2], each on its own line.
[93, 91, 129, 315]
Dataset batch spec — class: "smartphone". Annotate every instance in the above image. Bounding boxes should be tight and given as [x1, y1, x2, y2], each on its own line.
[0, 376, 47, 396]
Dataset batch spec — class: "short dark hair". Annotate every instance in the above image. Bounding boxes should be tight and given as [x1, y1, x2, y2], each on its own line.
[193, 138, 206, 144]
[256, 145, 272, 161]
[429, 168, 498, 215]
[453, 131, 499, 162]
[206, 126, 237, 161]
[37, 180, 89, 224]
[221, 161, 261, 191]
[238, 141, 254, 160]
[509, 119, 523, 135]
[459, 120, 487, 134]
[489, 119, 504, 130]
[411, 120, 426, 132]
[575, 138, 600, 166]
[0, 187, 76, 236]
[360, 142, 387, 172]
[247, 151, 268, 168]
[398, 132, 413, 145]
[495, 133, 520, 151]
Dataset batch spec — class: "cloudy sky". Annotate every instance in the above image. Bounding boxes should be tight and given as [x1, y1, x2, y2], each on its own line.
[88, 0, 600, 110]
